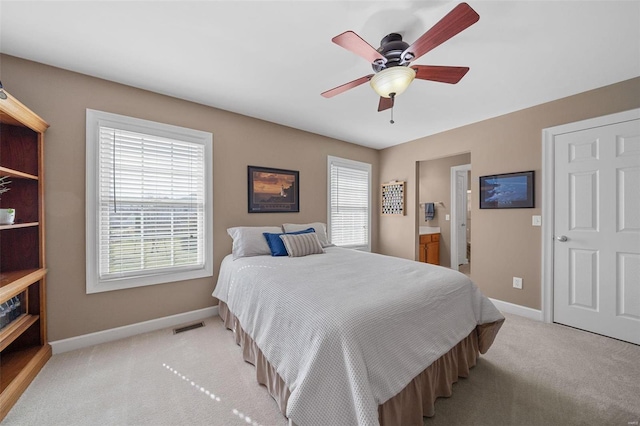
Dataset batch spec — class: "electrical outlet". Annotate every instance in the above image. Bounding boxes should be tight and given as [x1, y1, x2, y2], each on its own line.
[445, 214, 450, 221]
[532, 215, 542, 226]
[513, 277, 523, 289]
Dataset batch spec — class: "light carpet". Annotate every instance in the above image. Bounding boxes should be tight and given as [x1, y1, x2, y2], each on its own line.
[3, 312, 639, 426]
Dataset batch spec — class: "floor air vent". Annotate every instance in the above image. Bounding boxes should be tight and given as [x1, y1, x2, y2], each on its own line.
[173, 322, 205, 334]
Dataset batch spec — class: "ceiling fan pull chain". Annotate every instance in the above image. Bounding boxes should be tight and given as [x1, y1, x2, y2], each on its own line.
[390, 93, 395, 124]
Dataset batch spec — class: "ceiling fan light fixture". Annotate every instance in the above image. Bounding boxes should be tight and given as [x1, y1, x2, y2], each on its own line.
[370, 67, 416, 98]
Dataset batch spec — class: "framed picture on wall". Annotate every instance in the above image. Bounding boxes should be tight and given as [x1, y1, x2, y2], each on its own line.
[479, 170, 535, 209]
[248, 165, 299, 213]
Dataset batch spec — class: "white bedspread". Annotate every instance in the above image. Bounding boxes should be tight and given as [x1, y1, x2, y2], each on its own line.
[213, 247, 504, 426]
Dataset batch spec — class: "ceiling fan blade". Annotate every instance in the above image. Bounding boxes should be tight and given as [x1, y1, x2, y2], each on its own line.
[332, 31, 387, 64]
[321, 75, 373, 98]
[378, 96, 394, 112]
[402, 2, 479, 62]
[412, 65, 470, 84]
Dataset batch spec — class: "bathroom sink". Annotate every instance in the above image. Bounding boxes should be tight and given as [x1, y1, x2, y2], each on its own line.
[419, 226, 441, 235]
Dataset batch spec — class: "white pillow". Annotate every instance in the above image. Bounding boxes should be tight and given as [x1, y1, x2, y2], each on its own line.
[282, 222, 332, 247]
[227, 226, 282, 259]
[279, 233, 324, 257]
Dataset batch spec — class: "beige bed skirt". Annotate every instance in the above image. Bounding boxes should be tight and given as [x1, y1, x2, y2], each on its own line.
[218, 301, 504, 425]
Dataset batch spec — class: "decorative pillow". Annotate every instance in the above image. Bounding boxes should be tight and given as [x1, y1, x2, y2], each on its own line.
[263, 228, 315, 256]
[282, 222, 332, 247]
[227, 226, 283, 259]
[279, 232, 324, 257]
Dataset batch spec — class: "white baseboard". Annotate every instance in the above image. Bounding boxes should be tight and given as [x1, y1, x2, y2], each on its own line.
[50, 306, 219, 355]
[489, 298, 542, 321]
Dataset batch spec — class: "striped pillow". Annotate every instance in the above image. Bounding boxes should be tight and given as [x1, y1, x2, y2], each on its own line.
[279, 232, 324, 257]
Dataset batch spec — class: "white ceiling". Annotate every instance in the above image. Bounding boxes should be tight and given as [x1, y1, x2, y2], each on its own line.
[1, 1, 638, 150]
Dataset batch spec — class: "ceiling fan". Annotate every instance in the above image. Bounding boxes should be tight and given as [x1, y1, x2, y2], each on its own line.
[321, 2, 479, 119]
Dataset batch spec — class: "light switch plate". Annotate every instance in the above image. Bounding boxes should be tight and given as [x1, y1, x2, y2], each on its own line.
[445, 214, 450, 221]
[532, 215, 542, 226]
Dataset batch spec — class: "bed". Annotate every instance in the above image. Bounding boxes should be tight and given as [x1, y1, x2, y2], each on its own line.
[213, 225, 504, 426]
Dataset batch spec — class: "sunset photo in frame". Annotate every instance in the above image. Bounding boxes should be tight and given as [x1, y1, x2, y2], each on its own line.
[248, 166, 299, 213]
[479, 170, 535, 209]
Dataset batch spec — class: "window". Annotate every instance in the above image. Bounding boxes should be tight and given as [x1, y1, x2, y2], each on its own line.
[86, 109, 213, 294]
[327, 156, 371, 251]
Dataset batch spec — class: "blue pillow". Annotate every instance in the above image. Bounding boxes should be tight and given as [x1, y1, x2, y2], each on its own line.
[263, 228, 315, 256]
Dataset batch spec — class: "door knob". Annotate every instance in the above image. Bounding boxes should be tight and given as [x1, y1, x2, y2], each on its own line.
[556, 235, 568, 242]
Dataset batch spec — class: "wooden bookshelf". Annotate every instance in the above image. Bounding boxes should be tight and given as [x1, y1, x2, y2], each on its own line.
[0, 89, 50, 420]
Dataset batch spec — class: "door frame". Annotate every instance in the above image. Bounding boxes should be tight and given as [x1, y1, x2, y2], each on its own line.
[541, 108, 640, 323]
[450, 163, 471, 271]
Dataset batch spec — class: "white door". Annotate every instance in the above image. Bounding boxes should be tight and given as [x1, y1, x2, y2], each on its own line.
[455, 170, 468, 265]
[553, 118, 640, 345]
[450, 164, 470, 270]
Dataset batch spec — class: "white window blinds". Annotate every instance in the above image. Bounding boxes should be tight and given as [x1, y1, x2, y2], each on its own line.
[86, 109, 213, 294]
[328, 156, 371, 251]
[98, 127, 205, 278]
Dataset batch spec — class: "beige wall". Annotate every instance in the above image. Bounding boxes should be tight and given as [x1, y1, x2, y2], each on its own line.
[3, 52, 638, 339]
[379, 78, 640, 309]
[380, 77, 640, 310]
[1, 55, 379, 341]
[418, 153, 470, 267]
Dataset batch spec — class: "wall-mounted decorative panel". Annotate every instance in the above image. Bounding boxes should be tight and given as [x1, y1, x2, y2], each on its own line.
[381, 181, 405, 216]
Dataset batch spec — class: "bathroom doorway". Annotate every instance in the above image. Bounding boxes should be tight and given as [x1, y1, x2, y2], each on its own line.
[417, 153, 470, 271]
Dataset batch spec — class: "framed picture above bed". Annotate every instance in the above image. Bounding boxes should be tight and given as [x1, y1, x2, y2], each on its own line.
[479, 170, 535, 209]
[248, 165, 299, 213]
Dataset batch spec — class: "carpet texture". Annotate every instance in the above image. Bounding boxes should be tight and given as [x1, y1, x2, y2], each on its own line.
[3, 312, 639, 426]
